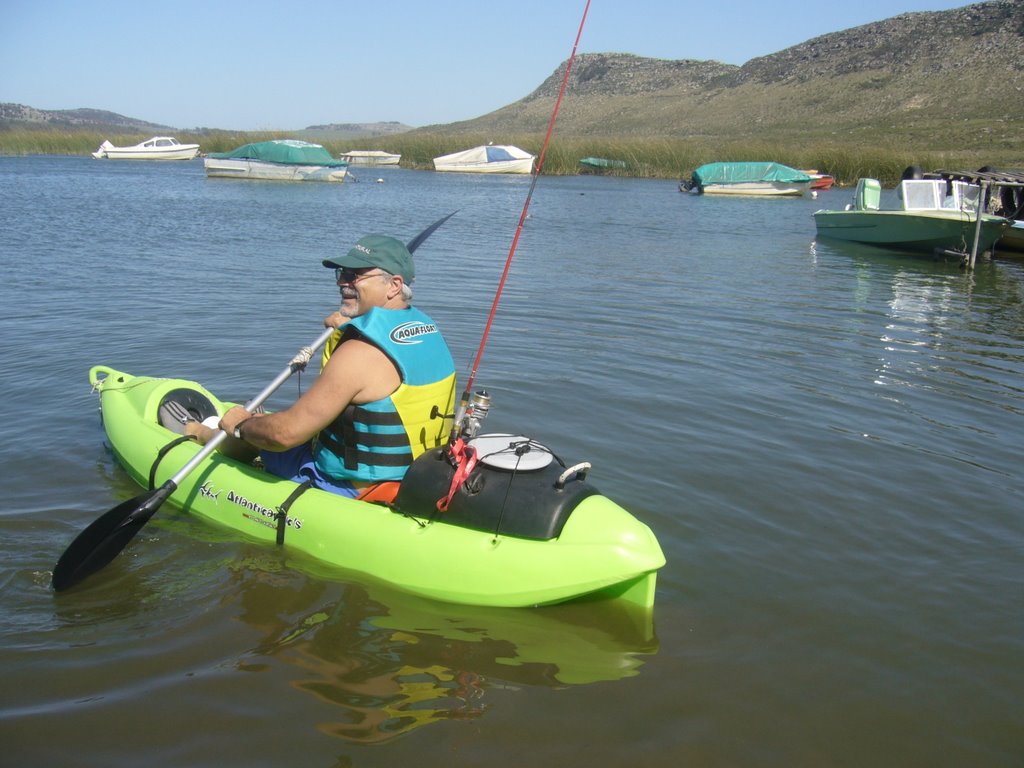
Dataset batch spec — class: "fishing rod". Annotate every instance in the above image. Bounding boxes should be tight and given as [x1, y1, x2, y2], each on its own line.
[452, 0, 592, 436]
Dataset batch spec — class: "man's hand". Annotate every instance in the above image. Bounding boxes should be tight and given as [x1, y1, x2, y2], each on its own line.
[324, 311, 351, 329]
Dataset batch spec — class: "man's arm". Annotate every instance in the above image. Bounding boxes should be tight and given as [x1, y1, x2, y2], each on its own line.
[220, 338, 400, 450]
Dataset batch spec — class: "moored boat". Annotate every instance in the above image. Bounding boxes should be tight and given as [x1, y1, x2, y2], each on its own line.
[680, 162, 812, 196]
[92, 136, 200, 160]
[84, 365, 665, 609]
[579, 157, 627, 173]
[813, 177, 1011, 257]
[997, 220, 1024, 253]
[204, 139, 348, 182]
[916, 166, 1024, 255]
[340, 149, 401, 165]
[801, 169, 836, 190]
[433, 144, 535, 174]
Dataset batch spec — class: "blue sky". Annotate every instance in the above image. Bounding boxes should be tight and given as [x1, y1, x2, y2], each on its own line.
[1, 0, 972, 130]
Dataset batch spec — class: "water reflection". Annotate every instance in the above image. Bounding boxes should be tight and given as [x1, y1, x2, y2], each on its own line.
[227, 554, 658, 744]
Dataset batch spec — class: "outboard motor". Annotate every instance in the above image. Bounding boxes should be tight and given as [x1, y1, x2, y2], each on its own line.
[901, 165, 925, 181]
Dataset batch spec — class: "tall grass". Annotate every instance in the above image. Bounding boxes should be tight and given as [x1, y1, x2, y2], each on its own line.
[2, 129, 1017, 187]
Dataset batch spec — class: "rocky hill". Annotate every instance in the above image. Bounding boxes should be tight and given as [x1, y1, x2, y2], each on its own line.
[0, 104, 414, 140]
[429, 0, 1023, 151]
[0, 103, 172, 132]
[304, 121, 412, 136]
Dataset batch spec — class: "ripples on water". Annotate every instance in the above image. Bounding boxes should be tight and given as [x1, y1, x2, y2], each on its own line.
[1, 157, 1022, 766]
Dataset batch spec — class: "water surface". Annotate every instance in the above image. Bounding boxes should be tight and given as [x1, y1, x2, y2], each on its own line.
[1, 157, 1022, 767]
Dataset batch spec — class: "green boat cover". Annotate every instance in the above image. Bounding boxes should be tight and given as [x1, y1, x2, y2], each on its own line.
[580, 157, 627, 169]
[208, 139, 347, 167]
[693, 162, 810, 185]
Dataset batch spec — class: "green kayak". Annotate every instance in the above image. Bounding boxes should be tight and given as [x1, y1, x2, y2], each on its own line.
[86, 365, 665, 609]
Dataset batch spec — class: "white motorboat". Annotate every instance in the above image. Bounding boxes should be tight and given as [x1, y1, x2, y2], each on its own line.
[92, 136, 200, 160]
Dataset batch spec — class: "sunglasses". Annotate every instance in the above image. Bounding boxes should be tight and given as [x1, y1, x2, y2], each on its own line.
[334, 268, 389, 284]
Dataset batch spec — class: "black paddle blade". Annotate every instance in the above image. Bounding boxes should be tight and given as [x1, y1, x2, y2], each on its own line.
[406, 211, 457, 254]
[51, 484, 174, 592]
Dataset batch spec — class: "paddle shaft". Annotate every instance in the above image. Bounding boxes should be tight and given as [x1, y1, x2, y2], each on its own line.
[165, 325, 337, 487]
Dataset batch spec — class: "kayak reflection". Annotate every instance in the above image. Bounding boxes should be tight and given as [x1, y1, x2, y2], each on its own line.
[229, 554, 659, 744]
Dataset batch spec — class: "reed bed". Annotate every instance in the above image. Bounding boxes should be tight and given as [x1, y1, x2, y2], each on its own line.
[2, 129, 1018, 187]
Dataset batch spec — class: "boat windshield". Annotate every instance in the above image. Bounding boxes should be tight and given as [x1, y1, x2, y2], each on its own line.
[898, 179, 981, 213]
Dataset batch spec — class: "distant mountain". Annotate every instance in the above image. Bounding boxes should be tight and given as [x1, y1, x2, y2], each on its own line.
[303, 121, 412, 136]
[0, 103, 415, 139]
[422, 0, 1024, 151]
[0, 104, 172, 132]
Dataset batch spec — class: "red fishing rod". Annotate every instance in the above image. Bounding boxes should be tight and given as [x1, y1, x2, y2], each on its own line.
[451, 0, 592, 438]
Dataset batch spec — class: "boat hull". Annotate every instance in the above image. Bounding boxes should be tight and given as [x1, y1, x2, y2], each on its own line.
[700, 180, 811, 196]
[204, 158, 348, 182]
[814, 209, 1010, 253]
[101, 147, 200, 160]
[432, 158, 534, 174]
[342, 151, 401, 165]
[87, 366, 664, 608]
[996, 221, 1024, 253]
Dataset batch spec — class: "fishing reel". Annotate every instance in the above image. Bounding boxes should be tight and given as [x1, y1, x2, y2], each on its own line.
[456, 389, 491, 441]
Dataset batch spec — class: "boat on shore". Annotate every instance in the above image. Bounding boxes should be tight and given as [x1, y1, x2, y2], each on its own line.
[204, 140, 348, 182]
[579, 157, 628, 173]
[340, 150, 401, 166]
[92, 136, 200, 160]
[433, 144, 535, 174]
[82, 365, 665, 609]
[813, 177, 1011, 257]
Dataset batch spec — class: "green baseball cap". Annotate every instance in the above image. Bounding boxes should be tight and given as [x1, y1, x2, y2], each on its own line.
[323, 234, 415, 282]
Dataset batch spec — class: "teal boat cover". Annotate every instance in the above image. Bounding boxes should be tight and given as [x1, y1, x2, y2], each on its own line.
[580, 157, 628, 169]
[208, 139, 347, 167]
[692, 162, 810, 185]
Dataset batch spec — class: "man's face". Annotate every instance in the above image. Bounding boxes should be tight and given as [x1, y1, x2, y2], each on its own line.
[335, 268, 393, 317]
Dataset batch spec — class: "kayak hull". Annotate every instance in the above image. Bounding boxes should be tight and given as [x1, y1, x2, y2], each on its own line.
[88, 366, 665, 609]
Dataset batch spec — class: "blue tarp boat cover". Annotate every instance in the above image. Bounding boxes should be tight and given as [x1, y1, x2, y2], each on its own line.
[692, 162, 811, 185]
[208, 139, 347, 167]
[485, 146, 518, 162]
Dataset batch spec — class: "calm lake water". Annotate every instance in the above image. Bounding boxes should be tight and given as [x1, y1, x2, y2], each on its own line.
[1, 156, 1022, 767]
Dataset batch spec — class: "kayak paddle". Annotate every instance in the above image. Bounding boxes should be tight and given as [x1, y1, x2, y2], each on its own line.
[51, 326, 337, 591]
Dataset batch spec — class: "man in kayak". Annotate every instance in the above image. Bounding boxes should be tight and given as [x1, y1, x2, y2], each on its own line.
[185, 234, 457, 497]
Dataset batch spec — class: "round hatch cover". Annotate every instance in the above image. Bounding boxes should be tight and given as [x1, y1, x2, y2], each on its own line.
[469, 434, 553, 471]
